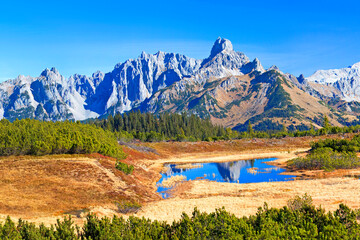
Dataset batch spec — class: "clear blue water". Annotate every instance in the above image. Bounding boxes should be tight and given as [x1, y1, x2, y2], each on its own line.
[157, 158, 296, 198]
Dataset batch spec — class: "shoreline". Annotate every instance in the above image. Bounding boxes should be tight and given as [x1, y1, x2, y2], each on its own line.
[1, 136, 360, 226]
[134, 147, 360, 223]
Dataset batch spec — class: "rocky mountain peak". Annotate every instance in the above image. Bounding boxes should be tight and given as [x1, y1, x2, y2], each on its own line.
[298, 74, 306, 84]
[209, 37, 234, 59]
[252, 58, 265, 72]
[2, 37, 354, 128]
[92, 71, 104, 79]
[268, 65, 279, 71]
[240, 58, 265, 74]
[351, 62, 360, 69]
[40, 68, 50, 77]
[50, 67, 59, 74]
[140, 51, 148, 59]
[155, 50, 165, 56]
[40, 67, 60, 78]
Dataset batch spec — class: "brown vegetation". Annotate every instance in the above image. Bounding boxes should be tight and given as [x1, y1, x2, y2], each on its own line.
[136, 177, 360, 223]
[0, 154, 160, 225]
[0, 134, 359, 225]
[143, 134, 355, 159]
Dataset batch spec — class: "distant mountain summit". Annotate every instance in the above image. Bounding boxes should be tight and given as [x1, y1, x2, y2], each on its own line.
[305, 62, 360, 102]
[0, 38, 359, 130]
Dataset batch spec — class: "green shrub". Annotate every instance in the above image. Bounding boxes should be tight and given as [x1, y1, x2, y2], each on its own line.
[115, 161, 134, 175]
[311, 138, 360, 153]
[287, 193, 313, 211]
[291, 147, 360, 171]
[115, 201, 142, 214]
[0, 119, 126, 159]
[3, 202, 360, 239]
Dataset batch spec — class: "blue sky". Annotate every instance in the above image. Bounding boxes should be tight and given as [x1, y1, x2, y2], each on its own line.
[0, 0, 359, 81]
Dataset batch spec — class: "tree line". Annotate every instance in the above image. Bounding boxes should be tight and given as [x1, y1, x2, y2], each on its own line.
[245, 115, 360, 139]
[2, 113, 360, 159]
[90, 112, 360, 142]
[90, 111, 228, 142]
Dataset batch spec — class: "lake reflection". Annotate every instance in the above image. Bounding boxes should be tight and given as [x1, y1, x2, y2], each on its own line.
[216, 160, 254, 182]
[157, 158, 296, 198]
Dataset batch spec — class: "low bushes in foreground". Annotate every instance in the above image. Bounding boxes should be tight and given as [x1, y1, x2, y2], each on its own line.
[290, 147, 360, 171]
[1, 197, 360, 239]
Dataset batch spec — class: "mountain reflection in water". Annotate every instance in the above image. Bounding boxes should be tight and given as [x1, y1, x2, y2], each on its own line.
[157, 158, 296, 198]
[216, 160, 254, 182]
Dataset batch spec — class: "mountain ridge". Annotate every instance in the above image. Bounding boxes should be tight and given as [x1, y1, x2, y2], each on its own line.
[0, 38, 359, 130]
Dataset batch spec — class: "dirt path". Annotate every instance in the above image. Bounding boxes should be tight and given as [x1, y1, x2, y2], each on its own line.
[89, 160, 128, 190]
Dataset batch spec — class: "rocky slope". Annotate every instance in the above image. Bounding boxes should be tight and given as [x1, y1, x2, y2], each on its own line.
[137, 38, 347, 130]
[282, 62, 360, 124]
[139, 66, 343, 130]
[304, 62, 360, 102]
[0, 37, 358, 129]
[0, 68, 103, 121]
[0, 37, 259, 122]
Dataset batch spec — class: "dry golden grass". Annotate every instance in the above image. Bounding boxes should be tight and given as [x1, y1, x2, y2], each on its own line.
[130, 135, 360, 223]
[0, 157, 126, 217]
[136, 177, 360, 223]
[143, 134, 355, 159]
[159, 175, 186, 188]
[174, 163, 203, 170]
[0, 154, 161, 225]
[0, 135, 358, 226]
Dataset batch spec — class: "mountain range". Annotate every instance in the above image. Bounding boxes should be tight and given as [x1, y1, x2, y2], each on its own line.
[1, 37, 360, 130]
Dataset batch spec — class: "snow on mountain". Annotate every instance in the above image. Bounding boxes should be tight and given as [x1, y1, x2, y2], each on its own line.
[0, 37, 292, 122]
[307, 62, 360, 84]
[0, 106, 4, 120]
[84, 37, 256, 117]
[0, 68, 103, 121]
[199, 37, 251, 80]
[306, 62, 360, 102]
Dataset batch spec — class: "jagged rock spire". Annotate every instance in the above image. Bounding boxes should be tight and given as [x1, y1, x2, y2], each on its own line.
[209, 37, 234, 59]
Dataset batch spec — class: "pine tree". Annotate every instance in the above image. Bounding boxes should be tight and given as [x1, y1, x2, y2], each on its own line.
[247, 121, 254, 136]
[309, 121, 316, 135]
[323, 115, 331, 129]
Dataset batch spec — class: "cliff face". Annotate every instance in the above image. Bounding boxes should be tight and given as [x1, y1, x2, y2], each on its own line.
[0, 37, 252, 121]
[305, 62, 360, 102]
[0, 37, 358, 129]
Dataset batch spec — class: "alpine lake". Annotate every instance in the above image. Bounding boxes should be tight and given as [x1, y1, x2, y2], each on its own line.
[157, 158, 296, 198]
